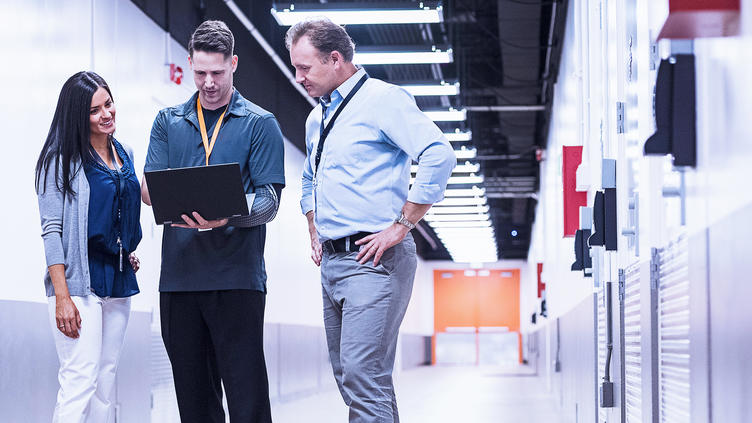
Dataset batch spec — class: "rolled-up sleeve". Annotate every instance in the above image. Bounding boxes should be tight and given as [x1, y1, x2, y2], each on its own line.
[37, 162, 65, 267]
[377, 86, 456, 204]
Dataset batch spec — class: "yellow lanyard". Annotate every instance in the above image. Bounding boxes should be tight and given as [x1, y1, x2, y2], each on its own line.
[196, 96, 229, 166]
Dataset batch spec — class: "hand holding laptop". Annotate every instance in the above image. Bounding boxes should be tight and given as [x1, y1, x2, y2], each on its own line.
[170, 211, 228, 231]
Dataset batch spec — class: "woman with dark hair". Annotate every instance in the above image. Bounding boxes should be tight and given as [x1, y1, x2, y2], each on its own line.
[35, 71, 142, 422]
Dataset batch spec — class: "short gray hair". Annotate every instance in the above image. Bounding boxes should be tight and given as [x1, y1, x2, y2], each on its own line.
[189, 20, 234, 59]
[285, 18, 355, 62]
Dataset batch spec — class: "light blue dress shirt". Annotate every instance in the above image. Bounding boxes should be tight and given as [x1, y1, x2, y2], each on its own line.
[301, 68, 456, 241]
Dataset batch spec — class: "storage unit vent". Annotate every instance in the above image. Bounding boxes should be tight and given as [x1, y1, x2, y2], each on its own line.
[657, 235, 690, 422]
[623, 262, 642, 423]
[597, 286, 608, 422]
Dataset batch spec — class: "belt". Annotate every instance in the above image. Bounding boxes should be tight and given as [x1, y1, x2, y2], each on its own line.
[322, 232, 372, 253]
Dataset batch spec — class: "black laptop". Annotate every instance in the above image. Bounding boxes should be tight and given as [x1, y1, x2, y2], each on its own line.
[144, 163, 249, 225]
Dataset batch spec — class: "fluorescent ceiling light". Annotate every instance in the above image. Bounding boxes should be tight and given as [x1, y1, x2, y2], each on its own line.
[453, 162, 480, 173]
[442, 241, 496, 250]
[444, 131, 472, 142]
[435, 197, 487, 206]
[435, 230, 496, 240]
[424, 214, 490, 222]
[354, 49, 453, 65]
[428, 221, 492, 228]
[436, 234, 495, 241]
[455, 148, 476, 159]
[270, 3, 443, 26]
[447, 175, 483, 184]
[450, 253, 498, 264]
[401, 82, 459, 97]
[440, 239, 498, 260]
[440, 240, 497, 248]
[428, 205, 490, 214]
[444, 187, 486, 197]
[443, 244, 497, 253]
[424, 108, 466, 122]
[435, 228, 495, 237]
[411, 162, 479, 174]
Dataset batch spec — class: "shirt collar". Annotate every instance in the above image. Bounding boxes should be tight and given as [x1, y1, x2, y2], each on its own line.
[179, 88, 250, 130]
[180, 88, 249, 122]
[320, 67, 366, 108]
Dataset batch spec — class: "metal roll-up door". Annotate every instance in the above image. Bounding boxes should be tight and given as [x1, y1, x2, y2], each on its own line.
[656, 235, 690, 422]
[622, 262, 642, 423]
[597, 285, 608, 422]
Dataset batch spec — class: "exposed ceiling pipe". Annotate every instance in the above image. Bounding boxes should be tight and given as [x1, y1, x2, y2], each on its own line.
[223, 0, 317, 107]
[465, 105, 546, 112]
[541, 1, 559, 104]
[415, 222, 439, 250]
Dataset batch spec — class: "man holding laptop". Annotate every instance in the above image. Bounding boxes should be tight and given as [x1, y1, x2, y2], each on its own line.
[141, 20, 283, 422]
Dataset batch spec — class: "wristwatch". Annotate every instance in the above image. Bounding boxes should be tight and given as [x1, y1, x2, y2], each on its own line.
[395, 212, 416, 230]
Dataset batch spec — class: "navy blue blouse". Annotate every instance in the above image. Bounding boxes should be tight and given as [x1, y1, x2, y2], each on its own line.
[83, 139, 142, 298]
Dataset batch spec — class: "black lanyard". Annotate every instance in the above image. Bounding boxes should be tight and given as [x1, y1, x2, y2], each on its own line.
[314, 73, 369, 174]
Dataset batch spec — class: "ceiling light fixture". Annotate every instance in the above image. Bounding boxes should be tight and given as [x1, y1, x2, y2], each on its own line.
[401, 82, 459, 97]
[424, 214, 490, 222]
[443, 187, 486, 197]
[435, 231, 496, 240]
[428, 205, 490, 214]
[353, 47, 453, 65]
[423, 108, 466, 122]
[434, 197, 487, 206]
[454, 147, 476, 159]
[444, 131, 472, 142]
[270, 2, 444, 26]
[446, 175, 483, 184]
[428, 220, 492, 228]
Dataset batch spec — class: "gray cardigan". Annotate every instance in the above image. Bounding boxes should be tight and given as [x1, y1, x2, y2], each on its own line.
[37, 144, 134, 297]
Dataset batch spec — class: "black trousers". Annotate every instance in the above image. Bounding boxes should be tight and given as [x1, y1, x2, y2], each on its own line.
[160, 290, 272, 423]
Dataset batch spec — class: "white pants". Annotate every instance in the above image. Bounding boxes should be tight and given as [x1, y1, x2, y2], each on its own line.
[47, 294, 131, 423]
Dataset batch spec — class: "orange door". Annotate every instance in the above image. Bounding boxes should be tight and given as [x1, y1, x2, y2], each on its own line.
[433, 269, 521, 364]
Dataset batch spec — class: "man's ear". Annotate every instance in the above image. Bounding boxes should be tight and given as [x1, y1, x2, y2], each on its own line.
[231, 55, 238, 72]
[188, 55, 193, 69]
[331, 51, 342, 68]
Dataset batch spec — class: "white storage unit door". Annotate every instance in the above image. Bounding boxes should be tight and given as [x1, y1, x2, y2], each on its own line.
[656, 235, 690, 423]
[597, 286, 607, 422]
[622, 262, 642, 423]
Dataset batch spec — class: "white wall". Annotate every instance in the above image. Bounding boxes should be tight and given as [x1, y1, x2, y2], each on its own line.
[525, 0, 595, 321]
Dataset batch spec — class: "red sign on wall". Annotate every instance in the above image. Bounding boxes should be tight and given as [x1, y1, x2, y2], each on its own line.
[537, 262, 545, 298]
[562, 146, 587, 237]
[658, 0, 740, 39]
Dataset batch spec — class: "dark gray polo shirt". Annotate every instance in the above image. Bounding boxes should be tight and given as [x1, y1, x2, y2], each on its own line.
[144, 90, 285, 293]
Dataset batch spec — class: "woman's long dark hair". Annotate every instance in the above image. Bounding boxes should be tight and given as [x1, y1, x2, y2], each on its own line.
[35, 71, 114, 197]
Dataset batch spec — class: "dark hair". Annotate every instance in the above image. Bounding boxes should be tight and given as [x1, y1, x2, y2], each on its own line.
[285, 18, 355, 62]
[189, 20, 234, 59]
[35, 71, 113, 197]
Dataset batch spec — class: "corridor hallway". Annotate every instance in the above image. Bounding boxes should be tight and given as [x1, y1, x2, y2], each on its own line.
[272, 365, 565, 423]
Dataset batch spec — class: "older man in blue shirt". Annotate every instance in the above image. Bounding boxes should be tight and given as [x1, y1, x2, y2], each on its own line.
[287, 18, 455, 423]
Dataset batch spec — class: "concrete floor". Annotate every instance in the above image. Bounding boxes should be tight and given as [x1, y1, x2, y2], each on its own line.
[271, 365, 566, 423]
